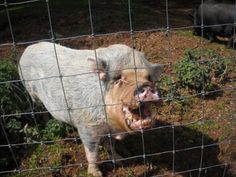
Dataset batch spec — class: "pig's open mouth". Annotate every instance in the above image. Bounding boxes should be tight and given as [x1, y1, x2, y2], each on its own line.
[122, 103, 154, 130]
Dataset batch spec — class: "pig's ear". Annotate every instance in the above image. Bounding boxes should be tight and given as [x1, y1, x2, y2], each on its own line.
[88, 57, 107, 81]
[150, 64, 163, 82]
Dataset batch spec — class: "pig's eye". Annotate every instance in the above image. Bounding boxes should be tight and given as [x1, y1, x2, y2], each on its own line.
[113, 74, 122, 81]
[147, 75, 152, 82]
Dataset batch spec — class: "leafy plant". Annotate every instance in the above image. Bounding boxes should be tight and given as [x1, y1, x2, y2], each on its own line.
[175, 49, 229, 93]
[42, 119, 73, 140]
[158, 48, 229, 117]
[158, 74, 193, 116]
[0, 59, 73, 141]
[158, 74, 176, 100]
[175, 49, 212, 92]
[0, 58, 73, 172]
[0, 59, 28, 141]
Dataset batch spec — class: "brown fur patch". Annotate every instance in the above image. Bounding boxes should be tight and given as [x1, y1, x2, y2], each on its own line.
[105, 69, 152, 132]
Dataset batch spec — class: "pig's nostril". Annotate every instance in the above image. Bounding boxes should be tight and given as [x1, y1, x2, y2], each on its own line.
[150, 88, 155, 93]
[135, 83, 154, 96]
[140, 88, 145, 93]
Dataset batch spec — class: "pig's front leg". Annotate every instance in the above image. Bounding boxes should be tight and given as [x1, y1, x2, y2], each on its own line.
[78, 126, 102, 177]
[102, 137, 123, 163]
[84, 145, 102, 176]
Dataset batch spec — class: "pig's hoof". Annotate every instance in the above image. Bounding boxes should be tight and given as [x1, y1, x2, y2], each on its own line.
[88, 164, 102, 177]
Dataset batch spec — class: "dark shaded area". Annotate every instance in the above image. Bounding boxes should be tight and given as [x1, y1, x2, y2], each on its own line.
[0, 0, 201, 44]
[228, 129, 236, 176]
[1, 0, 236, 46]
[101, 121, 232, 177]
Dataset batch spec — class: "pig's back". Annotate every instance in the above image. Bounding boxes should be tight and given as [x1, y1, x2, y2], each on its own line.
[19, 42, 106, 126]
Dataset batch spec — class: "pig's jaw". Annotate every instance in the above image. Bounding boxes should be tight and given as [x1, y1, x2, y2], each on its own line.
[122, 102, 154, 130]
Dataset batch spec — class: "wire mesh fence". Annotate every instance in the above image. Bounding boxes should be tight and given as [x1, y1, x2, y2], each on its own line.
[0, 0, 236, 176]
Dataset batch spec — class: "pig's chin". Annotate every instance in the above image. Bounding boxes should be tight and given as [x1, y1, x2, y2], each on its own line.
[122, 103, 153, 130]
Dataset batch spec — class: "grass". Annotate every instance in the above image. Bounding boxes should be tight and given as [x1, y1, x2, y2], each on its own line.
[26, 144, 63, 169]
[127, 168, 135, 177]
[177, 30, 194, 37]
[187, 119, 233, 141]
[10, 142, 89, 177]
[214, 102, 226, 111]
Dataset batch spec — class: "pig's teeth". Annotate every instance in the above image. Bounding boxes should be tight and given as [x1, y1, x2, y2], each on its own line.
[127, 115, 133, 120]
[123, 106, 130, 112]
[136, 120, 141, 125]
[127, 119, 132, 126]
[136, 120, 142, 129]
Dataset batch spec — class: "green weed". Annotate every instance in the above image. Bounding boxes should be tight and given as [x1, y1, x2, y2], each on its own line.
[175, 48, 230, 93]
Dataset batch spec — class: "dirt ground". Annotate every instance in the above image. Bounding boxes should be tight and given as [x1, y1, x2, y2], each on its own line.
[0, 0, 236, 177]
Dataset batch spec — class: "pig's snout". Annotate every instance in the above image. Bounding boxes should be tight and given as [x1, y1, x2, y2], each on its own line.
[135, 83, 161, 102]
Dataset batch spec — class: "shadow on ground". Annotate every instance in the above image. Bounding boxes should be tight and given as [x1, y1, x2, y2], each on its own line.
[0, 0, 199, 44]
[101, 121, 233, 177]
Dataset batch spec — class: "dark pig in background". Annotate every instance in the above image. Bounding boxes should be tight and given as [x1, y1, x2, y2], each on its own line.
[193, 1, 236, 48]
[18, 42, 162, 176]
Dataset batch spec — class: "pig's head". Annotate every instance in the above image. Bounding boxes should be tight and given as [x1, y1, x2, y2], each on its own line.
[88, 53, 162, 133]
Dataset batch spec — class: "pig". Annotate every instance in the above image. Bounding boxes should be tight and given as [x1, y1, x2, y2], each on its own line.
[18, 42, 162, 176]
[193, 1, 236, 47]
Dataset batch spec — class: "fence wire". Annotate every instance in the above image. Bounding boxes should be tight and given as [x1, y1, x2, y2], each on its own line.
[0, 0, 236, 177]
